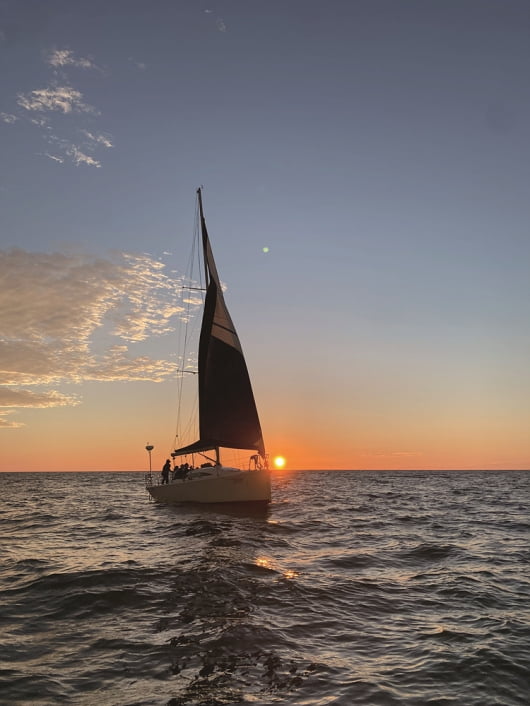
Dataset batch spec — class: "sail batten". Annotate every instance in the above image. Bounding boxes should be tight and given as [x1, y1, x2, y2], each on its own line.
[174, 189, 265, 459]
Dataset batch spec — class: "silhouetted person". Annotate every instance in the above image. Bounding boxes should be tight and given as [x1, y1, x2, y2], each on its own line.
[161, 459, 171, 484]
[172, 463, 190, 480]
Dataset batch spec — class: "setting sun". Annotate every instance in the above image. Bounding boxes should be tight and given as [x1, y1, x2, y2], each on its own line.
[273, 456, 286, 469]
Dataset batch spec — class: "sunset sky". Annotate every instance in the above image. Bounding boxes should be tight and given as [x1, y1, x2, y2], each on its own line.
[1, 0, 529, 472]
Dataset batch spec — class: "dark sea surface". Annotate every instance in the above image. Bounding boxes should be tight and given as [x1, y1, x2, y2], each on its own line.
[1, 470, 529, 706]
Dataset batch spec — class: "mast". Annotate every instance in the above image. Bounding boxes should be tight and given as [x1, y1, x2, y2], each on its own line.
[197, 187, 209, 289]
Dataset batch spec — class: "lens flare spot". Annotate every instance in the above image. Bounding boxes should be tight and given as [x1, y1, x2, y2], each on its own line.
[262, 246, 269, 253]
[274, 456, 286, 468]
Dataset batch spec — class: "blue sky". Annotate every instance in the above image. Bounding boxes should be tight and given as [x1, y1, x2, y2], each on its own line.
[1, 0, 529, 470]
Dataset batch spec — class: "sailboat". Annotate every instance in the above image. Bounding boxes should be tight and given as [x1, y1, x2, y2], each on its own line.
[145, 188, 271, 504]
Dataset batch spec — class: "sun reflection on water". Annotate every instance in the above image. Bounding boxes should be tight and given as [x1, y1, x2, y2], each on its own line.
[255, 557, 272, 569]
[254, 556, 298, 580]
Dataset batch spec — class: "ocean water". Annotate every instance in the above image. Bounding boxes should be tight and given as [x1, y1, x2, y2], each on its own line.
[1, 470, 529, 706]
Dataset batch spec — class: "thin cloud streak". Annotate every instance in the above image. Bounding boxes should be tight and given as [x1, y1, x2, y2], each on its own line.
[42, 153, 64, 163]
[81, 129, 113, 148]
[0, 388, 80, 408]
[0, 412, 24, 429]
[365, 451, 423, 458]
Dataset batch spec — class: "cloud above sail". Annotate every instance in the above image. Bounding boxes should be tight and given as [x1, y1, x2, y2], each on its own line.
[2, 47, 112, 167]
[0, 248, 201, 426]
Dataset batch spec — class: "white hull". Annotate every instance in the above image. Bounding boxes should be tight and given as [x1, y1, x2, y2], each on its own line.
[146, 466, 271, 504]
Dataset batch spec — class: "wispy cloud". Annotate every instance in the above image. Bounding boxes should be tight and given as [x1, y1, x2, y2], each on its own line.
[128, 57, 146, 71]
[29, 116, 51, 128]
[81, 129, 113, 148]
[0, 388, 80, 408]
[1, 112, 18, 123]
[42, 153, 64, 164]
[0, 411, 24, 429]
[46, 48, 101, 71]
[2, 47, 112, 167]
[66, 145, 101, 167]
[17, 84, 98, 115]
[41, 127, 113, 168]
[0, 248, 200, 425]
[203, 9, 227, 32]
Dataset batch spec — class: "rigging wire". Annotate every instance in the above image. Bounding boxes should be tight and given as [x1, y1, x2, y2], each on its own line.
[171, 195, 205, 457]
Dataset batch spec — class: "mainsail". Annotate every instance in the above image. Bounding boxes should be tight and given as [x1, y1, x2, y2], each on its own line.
[174, 189, 265, 458]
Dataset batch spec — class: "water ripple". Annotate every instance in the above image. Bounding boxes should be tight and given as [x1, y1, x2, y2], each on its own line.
[1, 470, 529, 705]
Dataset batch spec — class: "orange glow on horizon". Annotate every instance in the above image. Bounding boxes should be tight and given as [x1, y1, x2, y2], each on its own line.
[1, 401, 529, 472]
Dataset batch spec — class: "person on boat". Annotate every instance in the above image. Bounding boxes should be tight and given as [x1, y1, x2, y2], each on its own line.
[172, 463, 190, 480]
[161, 459, 171, 484]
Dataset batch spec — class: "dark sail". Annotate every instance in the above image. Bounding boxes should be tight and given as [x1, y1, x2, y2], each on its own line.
[174, 189, 265, 458]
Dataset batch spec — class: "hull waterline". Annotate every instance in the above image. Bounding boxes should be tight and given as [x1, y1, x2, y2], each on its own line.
[147, 467, 271, 504]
